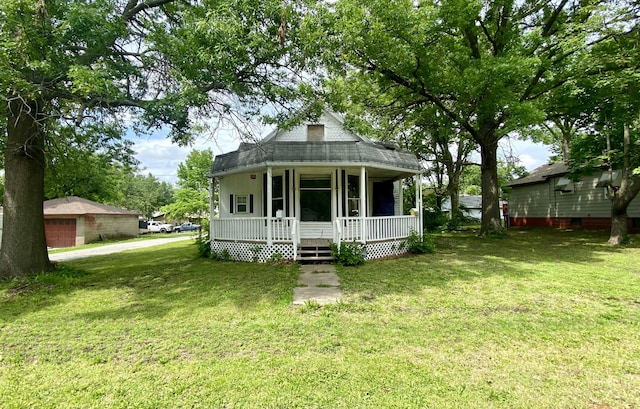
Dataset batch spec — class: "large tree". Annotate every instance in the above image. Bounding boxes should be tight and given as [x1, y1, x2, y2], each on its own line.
[0, 0, 310, 278]
[313, 0, 607, 235]
[570, 19, 640, 245]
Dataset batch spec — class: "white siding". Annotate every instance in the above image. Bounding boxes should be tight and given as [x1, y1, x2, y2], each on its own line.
[299, 222, 333, 239]
[273, 112, 361, 143]
[218, 172, 264, 218]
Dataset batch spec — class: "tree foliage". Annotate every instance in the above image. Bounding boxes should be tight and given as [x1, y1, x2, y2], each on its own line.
[0, 0, 312, 278]
[310, 0, 608, 235]
[568, 7, 640, 244]
[162, 149, 213, 221]
[115, 173, 174, 220]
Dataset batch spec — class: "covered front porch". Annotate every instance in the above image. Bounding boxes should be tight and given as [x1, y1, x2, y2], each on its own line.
[209, 164, 423, 262]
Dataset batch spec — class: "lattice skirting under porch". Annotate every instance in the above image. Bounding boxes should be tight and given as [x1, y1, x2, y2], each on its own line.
[211, 238, 410, 263]
[211, 240, 295, 263]
[363, 239, 409, 260]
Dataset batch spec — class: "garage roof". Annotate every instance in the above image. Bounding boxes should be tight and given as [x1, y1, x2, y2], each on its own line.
[44, 197, 139, 216]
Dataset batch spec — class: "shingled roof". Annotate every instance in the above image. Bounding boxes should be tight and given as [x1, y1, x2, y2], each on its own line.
[211, 140, 422, 176]
[44, 196, 138, 216]
[508, 162, 569, 187]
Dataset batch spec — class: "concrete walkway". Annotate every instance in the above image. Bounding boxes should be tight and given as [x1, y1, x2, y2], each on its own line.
[293, 264, 343, 305]
[49, 235, 195, 262]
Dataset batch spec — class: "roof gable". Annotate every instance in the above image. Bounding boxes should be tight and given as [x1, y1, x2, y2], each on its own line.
[211, 109, 421, 176]
[44, 196, 138, 216]
[263, 110, 367, 144]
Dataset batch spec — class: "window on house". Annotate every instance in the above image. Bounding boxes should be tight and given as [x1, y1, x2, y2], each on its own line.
[236, 195, 248, 213]
[595, 170, 622, 188]
[272, 175, 284, 217]
[347, 175, 360, 217]
[555, 177, 574, 193]
[307, 124, 325, 142]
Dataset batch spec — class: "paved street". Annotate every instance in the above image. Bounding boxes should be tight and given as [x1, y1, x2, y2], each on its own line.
[49, 235, 195, 262]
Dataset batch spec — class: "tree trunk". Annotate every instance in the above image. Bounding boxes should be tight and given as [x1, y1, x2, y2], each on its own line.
[450, 187, 460, 222]
[0, 97, 52, 279]
[479, 139, 502, 235]
[606, 123, 640, 245]
[608, 201, 628, 246]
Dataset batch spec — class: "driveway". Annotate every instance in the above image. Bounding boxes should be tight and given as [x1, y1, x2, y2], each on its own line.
[49, 235, 195, 262]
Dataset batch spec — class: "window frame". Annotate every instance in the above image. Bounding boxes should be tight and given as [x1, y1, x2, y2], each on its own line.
[236, 194, 249, 214]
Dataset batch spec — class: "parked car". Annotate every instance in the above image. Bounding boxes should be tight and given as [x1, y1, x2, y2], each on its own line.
[147, 221, 174, 233]
[174, 222, 202, 233]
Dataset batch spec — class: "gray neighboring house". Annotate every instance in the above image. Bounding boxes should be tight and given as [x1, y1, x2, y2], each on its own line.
[442, 195, 507, 223]
[508, 162, 640, 232]
[443, 195, 482, 220]
[209, 110, 424, 262]
[44, 196, 139, 248]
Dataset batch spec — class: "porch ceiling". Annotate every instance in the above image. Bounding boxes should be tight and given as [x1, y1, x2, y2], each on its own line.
[211, 141, 422, 177]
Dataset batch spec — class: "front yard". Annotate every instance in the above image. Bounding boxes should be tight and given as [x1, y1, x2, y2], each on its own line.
[1, 229, 639, 408]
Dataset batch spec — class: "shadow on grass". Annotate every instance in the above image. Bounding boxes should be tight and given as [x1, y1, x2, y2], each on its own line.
[336, 228, 640, 298]
[2, 229, 638, 322]
[0, 241, 300, 323]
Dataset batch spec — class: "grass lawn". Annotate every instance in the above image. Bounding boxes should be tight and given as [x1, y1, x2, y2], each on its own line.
[1, 229, 639, 408]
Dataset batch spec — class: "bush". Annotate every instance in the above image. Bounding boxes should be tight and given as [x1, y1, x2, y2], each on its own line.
[423, 208, 450, 232]
[196, 236, 212, 258]
[406, 229, 435, 254]
[330, 241, 366, 266]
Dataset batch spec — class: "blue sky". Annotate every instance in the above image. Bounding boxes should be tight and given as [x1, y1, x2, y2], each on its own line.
[131, 130, 554, 185]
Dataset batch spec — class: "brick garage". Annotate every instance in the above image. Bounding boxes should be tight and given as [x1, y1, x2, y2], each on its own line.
[44, 196, 139, 248]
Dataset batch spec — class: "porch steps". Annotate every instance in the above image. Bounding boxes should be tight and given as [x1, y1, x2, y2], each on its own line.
[297, 240, 334, 264]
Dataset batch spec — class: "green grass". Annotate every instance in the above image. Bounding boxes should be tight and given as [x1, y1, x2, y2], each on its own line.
[1, 229, 639, 408]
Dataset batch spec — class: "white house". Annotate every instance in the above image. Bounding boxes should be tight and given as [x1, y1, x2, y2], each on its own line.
[209, 110, 424, 262]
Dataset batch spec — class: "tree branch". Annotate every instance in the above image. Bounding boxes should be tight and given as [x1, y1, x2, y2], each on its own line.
[122, 0, 177, 21]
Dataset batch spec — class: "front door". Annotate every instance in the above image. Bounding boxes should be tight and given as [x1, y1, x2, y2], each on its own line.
[299, 175, 331, 221]
[299, 175, 332, 239]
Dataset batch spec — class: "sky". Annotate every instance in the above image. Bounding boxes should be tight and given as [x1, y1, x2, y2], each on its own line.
[131, 129, 555, 185]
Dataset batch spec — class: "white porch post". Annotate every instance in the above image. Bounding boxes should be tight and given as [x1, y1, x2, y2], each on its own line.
[360, 166, 366, 243]
[288, 168, 295, 218]
[267, 166, 273, 246]
[209, 176, 216, 239]
[337, 167, 343, 218]
[416, 173, 423, 234]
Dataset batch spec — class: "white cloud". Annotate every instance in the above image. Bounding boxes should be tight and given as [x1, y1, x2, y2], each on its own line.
[501, 138, 554, 172]
[130, 129, 242, 184]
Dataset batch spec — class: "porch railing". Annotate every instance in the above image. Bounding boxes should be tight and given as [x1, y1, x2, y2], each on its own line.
[212, 215, 418, 246]
[334, 215, 419, 243]
[211, 217, 297, 242]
